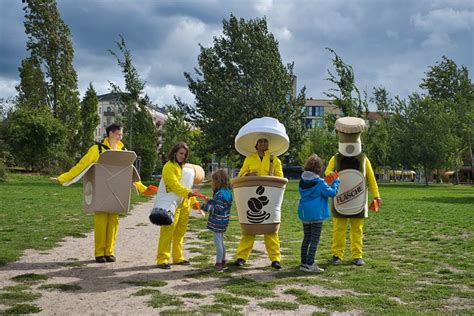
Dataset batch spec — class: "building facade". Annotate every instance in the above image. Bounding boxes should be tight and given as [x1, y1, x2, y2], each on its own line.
[303, 98, 341, 128]
[94, 93, 167, 142]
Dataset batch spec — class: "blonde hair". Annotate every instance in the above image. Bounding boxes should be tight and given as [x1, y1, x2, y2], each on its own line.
[211, 169, 231, 193]
[304, 154, 324, 175]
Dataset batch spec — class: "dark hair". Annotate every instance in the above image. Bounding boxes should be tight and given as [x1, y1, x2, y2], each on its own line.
[254, 138, 269, 150]
[167, 142, 189, 166]
[106, 123, 122, 136]
[304, 154, 324, 175]
[211, 169, 231, 193]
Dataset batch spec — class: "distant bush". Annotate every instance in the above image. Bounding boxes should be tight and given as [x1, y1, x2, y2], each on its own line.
[0, 159, 7, 181]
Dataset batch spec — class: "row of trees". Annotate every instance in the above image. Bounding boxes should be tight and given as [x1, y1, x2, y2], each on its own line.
[0, 0, 157, 178]
[0, 1, 472, 185]
[300, 53, 473, 185]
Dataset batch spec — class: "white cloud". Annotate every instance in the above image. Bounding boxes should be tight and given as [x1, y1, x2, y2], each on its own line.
[411, 8, 473, 32]
[145, 84, 195, 106]
[255, 0, 273, 13]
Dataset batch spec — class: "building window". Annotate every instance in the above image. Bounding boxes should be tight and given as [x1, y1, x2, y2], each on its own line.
[107, 106, 111, 112]
[312, 106, 324, 117]
[305, 118, 313, 128]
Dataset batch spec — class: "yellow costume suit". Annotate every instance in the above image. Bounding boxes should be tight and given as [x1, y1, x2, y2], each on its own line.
[325, 155, 380, 260]
[155, 161, 196, 265]
[58, 138, 147, 258]
[236, 151, 283, 262]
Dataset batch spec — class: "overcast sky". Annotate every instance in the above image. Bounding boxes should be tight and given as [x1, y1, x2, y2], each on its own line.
[1, 0, 472, 109]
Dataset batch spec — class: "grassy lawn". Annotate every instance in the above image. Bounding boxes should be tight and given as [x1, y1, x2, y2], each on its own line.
[0, 173, 151, 266]
[0, 173, 473, 314]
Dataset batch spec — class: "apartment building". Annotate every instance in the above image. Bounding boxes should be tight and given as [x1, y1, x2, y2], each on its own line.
[94, 93, 167, 142]
[304, 98, 341, 128]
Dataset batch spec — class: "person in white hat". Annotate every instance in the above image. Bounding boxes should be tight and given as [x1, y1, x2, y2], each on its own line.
[325, 117, 382, 266]
[234, 137, 284, 269]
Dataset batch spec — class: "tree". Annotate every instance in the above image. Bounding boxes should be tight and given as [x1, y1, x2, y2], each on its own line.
[22, 0, 81, 157]
[298, 127, 337, 167]
[5, 107, 67, 173]
[16, 57, 48, 109]
[79, 83, 100, 155]
[184, 14, 306, 162]
[363, 87, 391, 178]
[420, 56, 473, 183]
[324, 48, 368, 118]
[394, 94, 459, 185]
[109, 36, 158, 178]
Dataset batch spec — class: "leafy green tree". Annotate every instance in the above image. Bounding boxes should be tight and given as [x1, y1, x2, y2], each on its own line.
[363, 87, 391, 178]
[22, 0, 81, 156]
[5, 107, 67, 173]
[298, 127, 337, 167]
[79, 83, 100, 155]
[420, 56, 473, 183]
[184, 14, 306, 163]
[16, 57, 48, 109]
[324, 48, 368, 119]
[109, 36, 158, 178]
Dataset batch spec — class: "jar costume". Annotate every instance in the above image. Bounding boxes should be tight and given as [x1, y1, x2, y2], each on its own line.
[155, 161, 202, 266]
[57, 138, 150, 260]
[233, 117, 289, 266]
[324, 117, 381, 263]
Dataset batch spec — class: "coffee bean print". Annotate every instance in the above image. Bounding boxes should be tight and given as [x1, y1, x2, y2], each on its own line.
[258, 196, 269, 206]
[248, 197, 263, 212]
[256, 185, 265, 195]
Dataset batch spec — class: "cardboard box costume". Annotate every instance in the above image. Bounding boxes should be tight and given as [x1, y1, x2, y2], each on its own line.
[63, 150, 140, 213]
[233, 117, 289, 235]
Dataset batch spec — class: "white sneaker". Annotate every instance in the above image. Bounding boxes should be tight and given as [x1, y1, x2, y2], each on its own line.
[299, 264, 311, 272]
[309, 264, 324, 273]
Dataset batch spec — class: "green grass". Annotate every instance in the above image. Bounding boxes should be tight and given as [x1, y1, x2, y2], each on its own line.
[121, 279, 167, 287]
[0, 303, 42, 314]
[11, 273, 48, 284]
[1, 174, 473, 314]
[0, 173, 152, 265]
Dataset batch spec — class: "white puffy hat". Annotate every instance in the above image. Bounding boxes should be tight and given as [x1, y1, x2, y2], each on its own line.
[235, 117, 289, 157]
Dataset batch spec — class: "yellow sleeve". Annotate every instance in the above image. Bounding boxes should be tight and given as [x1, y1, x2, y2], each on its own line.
[163, 162, 190, 198]
[273, 157, 283, 177]
[365, 158, 380, 198]
[325, 156, 336, 176]
[57, 145, 99, 185]
[238, 157, 251, 177]
[133, 181, 147, 194]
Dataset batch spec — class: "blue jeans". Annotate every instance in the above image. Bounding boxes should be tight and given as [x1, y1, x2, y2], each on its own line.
[213, 232, 226, 263]
[301, 222, 323, 266]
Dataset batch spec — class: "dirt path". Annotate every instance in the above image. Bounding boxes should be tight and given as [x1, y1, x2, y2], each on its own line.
[0, 201, 354, 315]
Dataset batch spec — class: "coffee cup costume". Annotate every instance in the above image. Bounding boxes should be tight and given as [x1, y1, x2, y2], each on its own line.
[155, 161, 204, 266]
[233, 117, 289, 264]
[325, 117, 381, 262]
[57, 138, 150, 260]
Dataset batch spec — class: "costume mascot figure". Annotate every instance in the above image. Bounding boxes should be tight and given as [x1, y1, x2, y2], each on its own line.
[325, 117, 382, 266]
[233, 117, 289, 269]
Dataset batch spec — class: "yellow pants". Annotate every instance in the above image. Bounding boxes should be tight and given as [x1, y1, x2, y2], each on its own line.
[235, 233, 281, 262]
[331, 217, 364, 260]
[94, 212, 119, 257]
[156, 204, 190, 264]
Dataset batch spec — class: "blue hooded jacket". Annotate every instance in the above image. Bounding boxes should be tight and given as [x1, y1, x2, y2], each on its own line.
[298, 171, 340, 222]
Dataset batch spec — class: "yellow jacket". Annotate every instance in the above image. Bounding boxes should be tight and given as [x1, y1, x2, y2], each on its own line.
[325, 155, 380, 198]
[162, 160, 196, 208]
[238, 151, 283, 177]
[57, 138, 147, 193]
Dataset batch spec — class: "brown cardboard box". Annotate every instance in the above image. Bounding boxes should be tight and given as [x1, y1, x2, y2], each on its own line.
[65, 151, 140, 213]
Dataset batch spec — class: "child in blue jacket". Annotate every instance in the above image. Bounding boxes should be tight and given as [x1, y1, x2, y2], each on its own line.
[202, 170, 233, 272]
[298, 154, 340, 272]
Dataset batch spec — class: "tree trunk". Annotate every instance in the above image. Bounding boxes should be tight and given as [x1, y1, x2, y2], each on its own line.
[424, 165, 429, 186]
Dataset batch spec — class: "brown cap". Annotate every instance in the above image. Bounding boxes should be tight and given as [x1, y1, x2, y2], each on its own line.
[335, 117, 366, 134]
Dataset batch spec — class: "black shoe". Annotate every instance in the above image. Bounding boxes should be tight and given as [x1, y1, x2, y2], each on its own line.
[175, 260, 190, 265]
[157, 263, 171, 269]
[234, 258, 246, 267]
[95, 256, 106, 263]
[271, 261, 282, 269]
[105, 255, 116, 262]
[331, 256, 342, 265]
